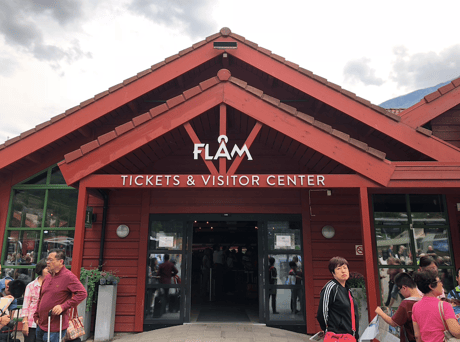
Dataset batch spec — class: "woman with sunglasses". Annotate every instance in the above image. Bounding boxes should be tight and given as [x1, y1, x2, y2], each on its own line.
[412, 270, 460, 342]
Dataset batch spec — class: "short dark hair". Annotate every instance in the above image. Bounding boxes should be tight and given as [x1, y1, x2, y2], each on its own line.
[413, 269, 439, 294]
[328, 256, 349, 274]
[419, 255, 437, 268]
[456, 268, 460, 278]
[35, 259, 47, 276]
[164, 254, 170, 261]
[269, 257, 275, 266]
[394, 272, 416, 289]
[289, 261, 297, 268]
[49, 249, 66, 262]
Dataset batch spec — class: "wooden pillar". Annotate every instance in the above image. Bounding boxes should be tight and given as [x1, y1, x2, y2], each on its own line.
[0, 181, 12, 259]
[446, 194, 460, 269]
[359, 187, 378, 320]
[219, 103, 227, 174]
[301, 190, 316, 334]
[134, 189, 151, 331]
[71, 180, 88, 277]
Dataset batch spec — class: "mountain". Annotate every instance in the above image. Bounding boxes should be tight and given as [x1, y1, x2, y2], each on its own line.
[379, 80, 452, 109]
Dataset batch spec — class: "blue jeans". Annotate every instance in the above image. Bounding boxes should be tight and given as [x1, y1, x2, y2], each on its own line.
[36, 325, 67, 342]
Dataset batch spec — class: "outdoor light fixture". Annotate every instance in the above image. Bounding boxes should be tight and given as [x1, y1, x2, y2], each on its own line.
[322, 225, 335, 239]
[116, 224, 130, 238]
[213, 42, 237, 49]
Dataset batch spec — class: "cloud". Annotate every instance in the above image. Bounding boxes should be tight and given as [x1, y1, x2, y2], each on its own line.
[343, 58, 384, 86]
[127, 0, 218, 38]
[0, 1, 90, 70]
[391, 44, 460, 89]
[0, 57, 19, 77]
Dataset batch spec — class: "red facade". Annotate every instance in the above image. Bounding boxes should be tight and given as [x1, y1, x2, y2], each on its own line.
[1, 28, 460, 335]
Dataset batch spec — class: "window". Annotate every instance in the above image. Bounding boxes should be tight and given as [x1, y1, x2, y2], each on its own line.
[373, 194, 455, 309]
[1, 165, 78, 279]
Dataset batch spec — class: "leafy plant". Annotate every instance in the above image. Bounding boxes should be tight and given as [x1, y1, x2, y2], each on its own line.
[347, 272, 367, 316]
[80, 267, 120, 312]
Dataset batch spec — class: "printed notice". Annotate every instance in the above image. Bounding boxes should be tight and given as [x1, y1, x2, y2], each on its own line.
[159, 236, 174, 248]
[275, 234, 292, 249]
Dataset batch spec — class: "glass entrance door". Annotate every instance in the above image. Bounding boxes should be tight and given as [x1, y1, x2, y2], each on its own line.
[144, 216, 191, 328]
[260, 218, 306, 326]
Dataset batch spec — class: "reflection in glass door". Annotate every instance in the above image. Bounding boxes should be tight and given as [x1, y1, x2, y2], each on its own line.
[260, 218, 305, 326]
[144, 217, 189, 328]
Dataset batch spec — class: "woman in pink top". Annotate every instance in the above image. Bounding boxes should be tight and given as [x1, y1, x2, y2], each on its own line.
[21, 259, 48, 342]
[412, 270, 460, 342]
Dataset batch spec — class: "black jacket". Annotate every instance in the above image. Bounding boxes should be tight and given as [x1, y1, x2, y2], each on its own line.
[317, 278, 359, 339]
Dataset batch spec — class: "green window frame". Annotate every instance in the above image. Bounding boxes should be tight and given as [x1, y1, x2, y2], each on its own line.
[373, 194, 456, 306]
[1, 165, 78, 278]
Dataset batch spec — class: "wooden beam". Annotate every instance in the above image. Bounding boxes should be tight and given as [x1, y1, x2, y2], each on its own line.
[227, 122, 262, 175]
[223, 83, 395, 186]
[78, 126, 92, 138]
[183, 122, 219, 175]
[0, 44, 222, 170]
[80, 174, 377, 189]
[227, 41, 460, 162]
[359, 187, 378, 322]
[400, 86, 460, 128]
[219, 104, 227, 174]
[70, 180, 88, 277]
[0, 182, 12, 257]
[59, 84, 224, 185]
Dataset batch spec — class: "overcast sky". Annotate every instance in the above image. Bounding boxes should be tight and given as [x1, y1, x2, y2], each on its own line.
[1, 0, 460, 144]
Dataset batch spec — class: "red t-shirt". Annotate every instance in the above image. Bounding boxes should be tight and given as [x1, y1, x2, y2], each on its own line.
[392, 297, 420, 342]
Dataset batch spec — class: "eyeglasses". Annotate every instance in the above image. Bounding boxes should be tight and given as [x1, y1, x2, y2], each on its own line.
[46, 258, 56, 262]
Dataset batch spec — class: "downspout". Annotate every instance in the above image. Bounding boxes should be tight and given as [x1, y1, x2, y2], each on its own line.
[98, 190, 108, 271]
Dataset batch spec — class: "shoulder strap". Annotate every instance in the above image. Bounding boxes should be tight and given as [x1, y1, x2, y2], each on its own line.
[455, 288, 460, 300]
[438, 301, 448, 331]
[348, 291, 356, 336]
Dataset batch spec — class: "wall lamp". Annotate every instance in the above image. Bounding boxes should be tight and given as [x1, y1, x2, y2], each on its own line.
[321, 225, 336, 239]
[116, 224, 130, 238]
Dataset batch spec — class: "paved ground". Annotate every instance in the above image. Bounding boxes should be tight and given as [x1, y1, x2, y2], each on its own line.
[97, 324, 312, 342]
[13, 323, 313, 342]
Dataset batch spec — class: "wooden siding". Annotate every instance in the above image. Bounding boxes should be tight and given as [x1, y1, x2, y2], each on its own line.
[432, 106, 460, 148]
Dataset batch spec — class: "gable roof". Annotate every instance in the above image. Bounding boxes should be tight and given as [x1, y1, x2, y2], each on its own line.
[399, 77, 460, 128]
[2, 27, 460, 175]
[59, 69, 395, 187]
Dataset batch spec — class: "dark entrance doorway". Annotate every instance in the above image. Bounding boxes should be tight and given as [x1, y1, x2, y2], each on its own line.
[143, 214, 306, 331]
[191, 220, 259, 322]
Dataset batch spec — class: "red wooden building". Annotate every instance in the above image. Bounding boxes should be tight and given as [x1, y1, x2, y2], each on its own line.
[1, 27, 460, 335]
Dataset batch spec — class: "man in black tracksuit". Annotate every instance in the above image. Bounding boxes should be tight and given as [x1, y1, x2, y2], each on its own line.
[317, 257, 359, 340]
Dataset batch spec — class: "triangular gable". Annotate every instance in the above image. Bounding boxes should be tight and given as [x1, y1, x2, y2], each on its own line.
[399, 77, 460, 128]
[3, 27, 460, 173]
[59, 70, 395, 187]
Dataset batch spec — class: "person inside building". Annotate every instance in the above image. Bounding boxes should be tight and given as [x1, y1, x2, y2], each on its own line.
[385, 257, 402, 307]
[412, 269, 460, 341]
[33, 249, 87, 342]
[289, 260, 303, 314]
[447, 267, 460, 322]
[21, 259, 48, 342]
[375, 272, 421, 342]
[157, 254, 178, 314]
[317, 256, 359, 342]
[268, 257, 279, 314]
[200, 248, 212, 298]
[212, 245, 224, 299]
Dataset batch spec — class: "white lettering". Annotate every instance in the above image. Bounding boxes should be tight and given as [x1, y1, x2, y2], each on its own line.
[204, 145, 213, 160]
[239, 176, 249, 186]
[267, 175, 275, 186]
[231, 175, 237, 185]
[165, 175, 171, 185]
[193, 143, 205, 160]
[299, 175, 305, 186]
[218, 175, 224, 186]
[129, 175, 133, 186]
[231, 144, 253, 160]
[146, 175, 153, 186]
[214, 142, 231, 160]
[121, 175, 128, 186]
[135, 176, 143, 186]
[156, 176, 162, 186]
[308, 175, 314, 186]
[287, 175, 296, 186]
[317, 175, 325, 185]
[202, 175, 211, 185]
[252, 175, 260, 186]
[173, 175, 180, 186]
[278, 175, 285, 186]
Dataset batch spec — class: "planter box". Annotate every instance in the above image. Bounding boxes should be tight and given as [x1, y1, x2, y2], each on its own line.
[94, 285, 117, 342]
[77, 295, 91, 341]
[350, 288, 369, 338]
